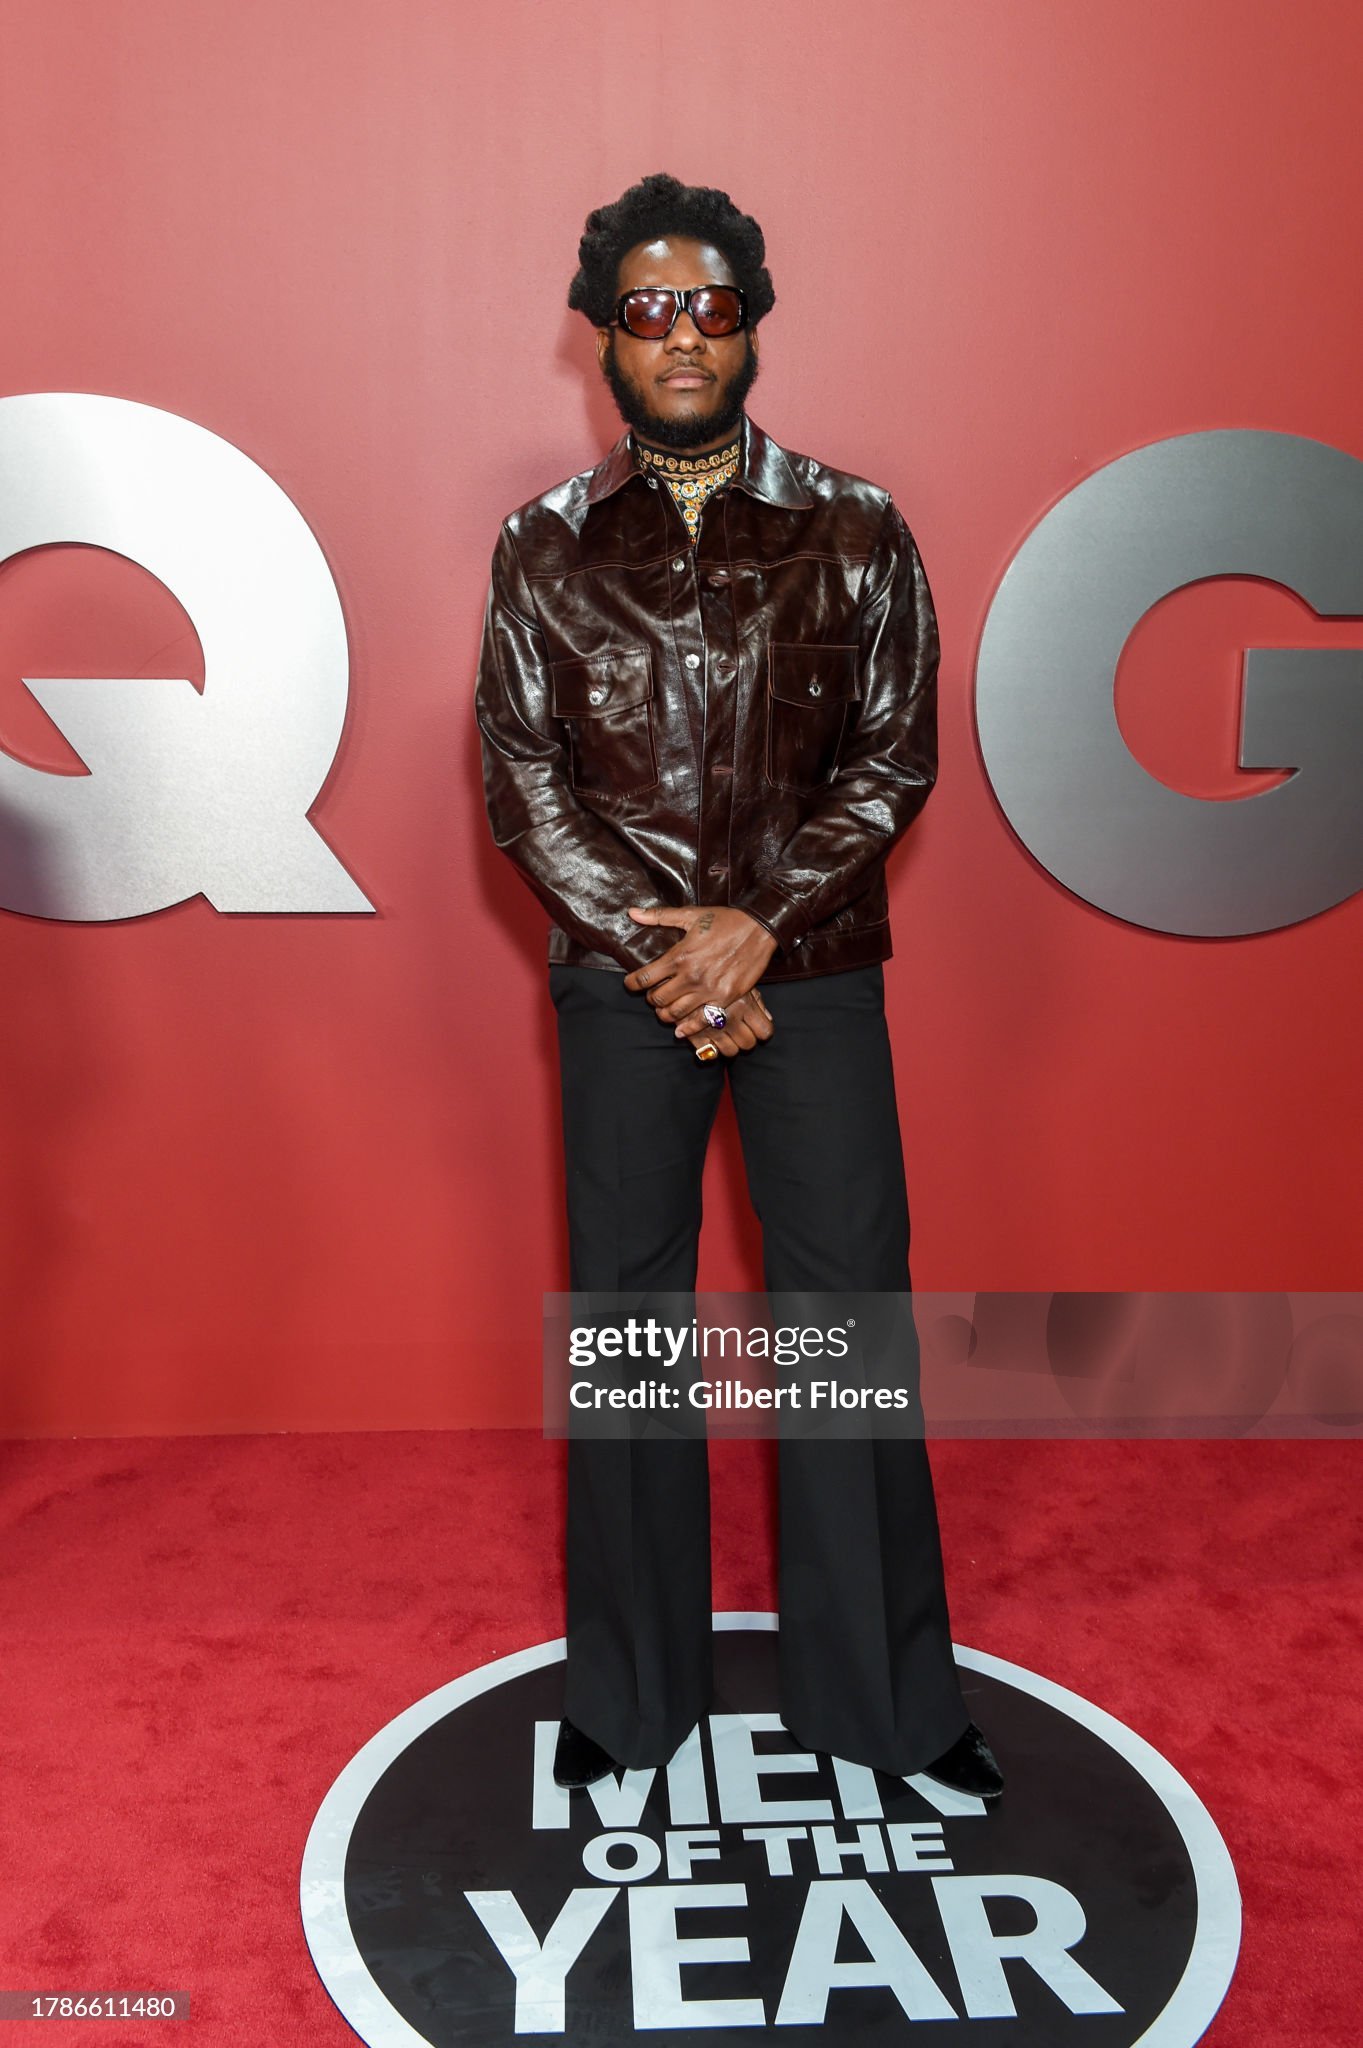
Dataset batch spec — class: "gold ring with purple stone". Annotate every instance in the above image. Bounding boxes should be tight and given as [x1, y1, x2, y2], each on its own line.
[702, 1002, 727, 1030]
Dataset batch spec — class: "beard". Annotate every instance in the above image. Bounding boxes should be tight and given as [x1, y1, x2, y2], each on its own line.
[601, 332, 760, 450]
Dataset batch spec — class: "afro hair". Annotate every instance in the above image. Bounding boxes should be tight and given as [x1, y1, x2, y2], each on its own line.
[568, 171, 776, 328]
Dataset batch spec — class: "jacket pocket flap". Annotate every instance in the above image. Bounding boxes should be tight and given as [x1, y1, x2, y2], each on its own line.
[768, 642, 859, 707]
[551, 647, 653, 717]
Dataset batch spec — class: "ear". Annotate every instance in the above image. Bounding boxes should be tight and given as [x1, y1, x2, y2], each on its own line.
[749, 324, 760, 361]
[595, 327, 611, 372]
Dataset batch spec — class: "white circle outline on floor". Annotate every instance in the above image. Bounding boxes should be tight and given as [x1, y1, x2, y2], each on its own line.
[300, 1611, 1241, 2048]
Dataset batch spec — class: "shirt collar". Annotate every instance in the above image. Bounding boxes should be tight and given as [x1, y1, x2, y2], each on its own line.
[583, 414, 812, 512]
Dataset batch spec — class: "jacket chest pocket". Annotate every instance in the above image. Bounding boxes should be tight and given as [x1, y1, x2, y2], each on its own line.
[765, 642, 860, 793]
[551, 647, 659, 798]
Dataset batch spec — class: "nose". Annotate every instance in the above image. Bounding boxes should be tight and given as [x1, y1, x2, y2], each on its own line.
[666, 312, 707, 350]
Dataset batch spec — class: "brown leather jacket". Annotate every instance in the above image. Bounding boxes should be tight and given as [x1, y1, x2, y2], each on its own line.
[474, 414, 939, 981]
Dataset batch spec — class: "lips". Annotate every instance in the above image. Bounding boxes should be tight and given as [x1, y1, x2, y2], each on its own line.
[660, 368, 714, 384]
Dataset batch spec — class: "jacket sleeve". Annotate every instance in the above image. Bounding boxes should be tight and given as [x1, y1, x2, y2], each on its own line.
[731, 497, 939, 953]
[474, 522, 679, 969]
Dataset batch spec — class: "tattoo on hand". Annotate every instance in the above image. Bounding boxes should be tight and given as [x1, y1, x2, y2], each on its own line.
[697, 911, 715, 934]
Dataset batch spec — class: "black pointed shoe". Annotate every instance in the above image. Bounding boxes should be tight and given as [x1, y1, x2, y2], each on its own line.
[921, 1721, 1004, 1801]
[552, 1717, 618, 1789]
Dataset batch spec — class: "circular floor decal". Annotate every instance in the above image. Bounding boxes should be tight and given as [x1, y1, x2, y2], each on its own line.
[301, 1614, 1239, 2046]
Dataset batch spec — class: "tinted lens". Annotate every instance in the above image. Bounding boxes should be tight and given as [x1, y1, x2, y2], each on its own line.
[620, 291, 677, 338]
[689, 286, 744, 336]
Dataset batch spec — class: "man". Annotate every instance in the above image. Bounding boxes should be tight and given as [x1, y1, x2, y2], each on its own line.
[475, 172, 1002, 1802]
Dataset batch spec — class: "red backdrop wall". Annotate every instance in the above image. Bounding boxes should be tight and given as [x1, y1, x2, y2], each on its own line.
[1, 0, 1360, 1436]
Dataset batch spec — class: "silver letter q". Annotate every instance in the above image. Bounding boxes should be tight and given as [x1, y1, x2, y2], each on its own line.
[0, 392, 373, 919]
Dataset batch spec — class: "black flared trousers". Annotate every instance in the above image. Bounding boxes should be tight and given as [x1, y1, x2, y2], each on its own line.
[550, 960, 970, 1775]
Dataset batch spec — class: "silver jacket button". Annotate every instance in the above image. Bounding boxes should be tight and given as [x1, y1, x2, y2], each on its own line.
[684, 653, 701, 670]
[808, 680, 822, 697]
[671, 557, 685, 572]
[587, 686, 605, 705]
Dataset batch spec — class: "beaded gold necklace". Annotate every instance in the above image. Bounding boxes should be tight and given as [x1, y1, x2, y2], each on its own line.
[634, 434, 742, 545]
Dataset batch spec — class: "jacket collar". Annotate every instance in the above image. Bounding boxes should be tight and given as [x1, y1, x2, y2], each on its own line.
[583, 414, 813, 512]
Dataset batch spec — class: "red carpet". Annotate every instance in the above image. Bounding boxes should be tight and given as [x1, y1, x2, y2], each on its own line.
[0, 1431, 1358, 2045]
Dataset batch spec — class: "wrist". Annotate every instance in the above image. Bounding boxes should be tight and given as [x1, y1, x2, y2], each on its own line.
[735, 908, 780, 955]
[731, 886, 805, 955]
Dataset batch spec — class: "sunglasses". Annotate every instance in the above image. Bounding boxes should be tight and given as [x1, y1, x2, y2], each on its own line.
[614, 285, 748, 340]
